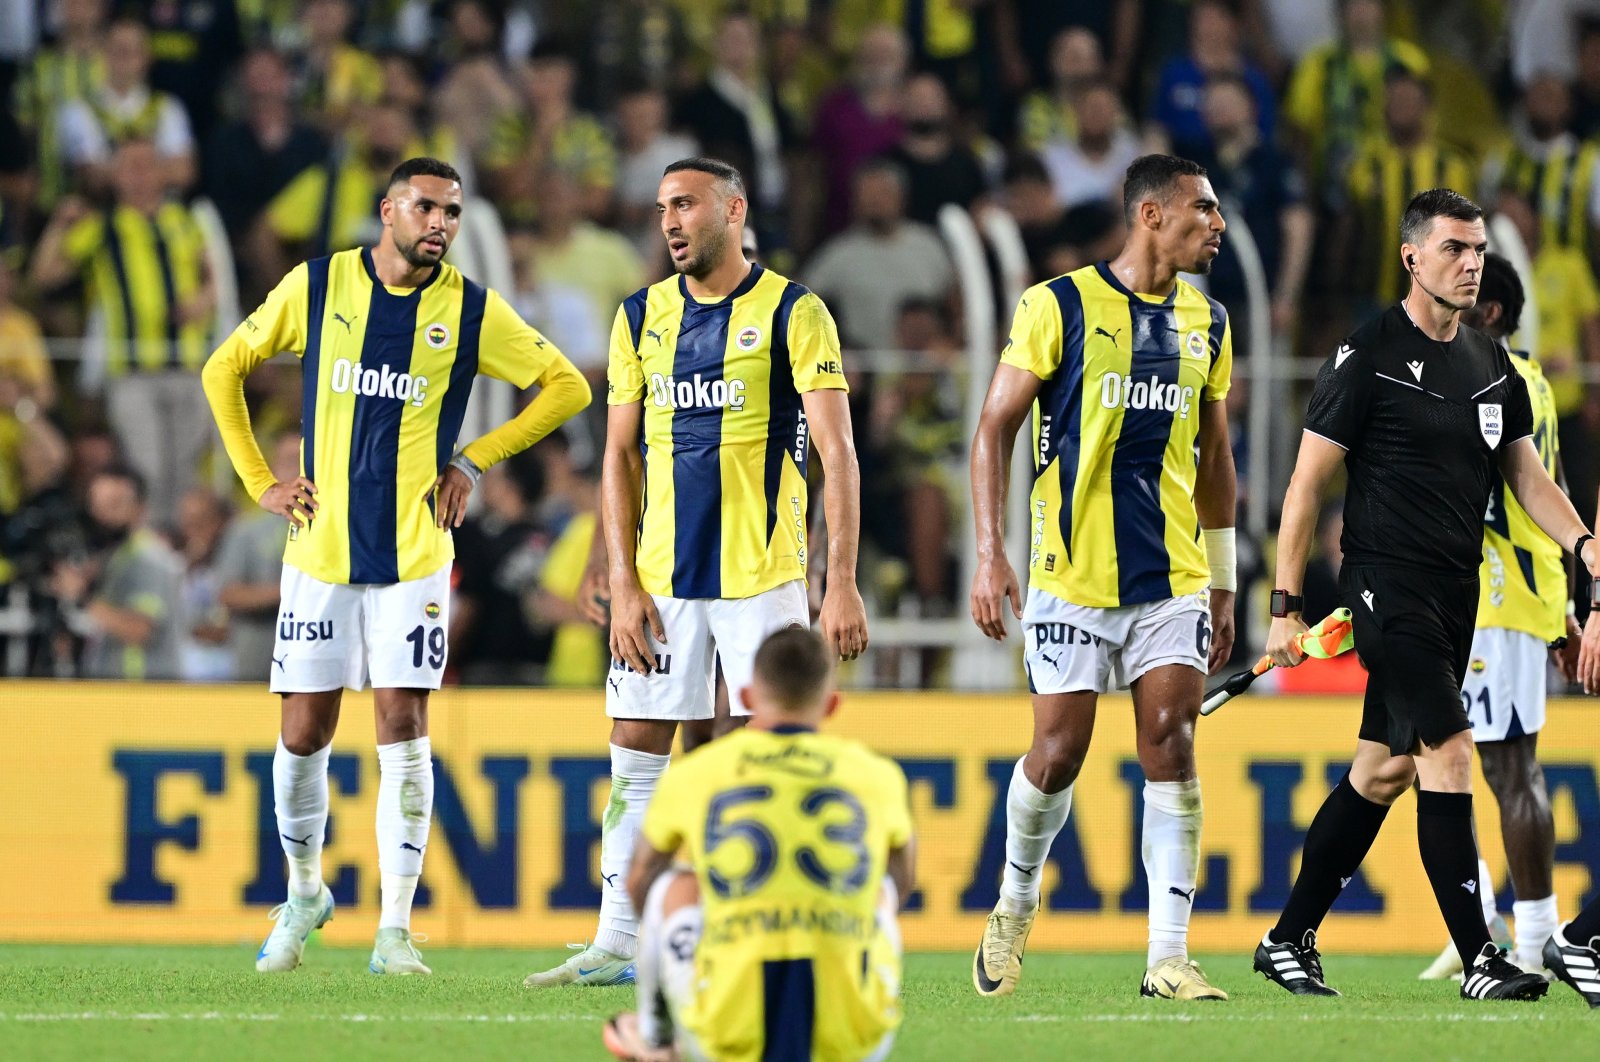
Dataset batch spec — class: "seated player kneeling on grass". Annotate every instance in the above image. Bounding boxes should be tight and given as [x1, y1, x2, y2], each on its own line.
[603, 627, 915, 1062]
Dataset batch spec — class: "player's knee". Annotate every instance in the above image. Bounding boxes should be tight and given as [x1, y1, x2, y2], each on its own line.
[663, 869, 699, 914]
[1028, 737, 1088, 793]
[1137, 707, 1197, 771]
[1353, 757, 1416, 803]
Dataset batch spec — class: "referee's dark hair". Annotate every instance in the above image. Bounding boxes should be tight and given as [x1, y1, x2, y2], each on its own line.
[1398, 188, 1482, 247]
[1473, 252, 1525, 338]
[387, 157, 463, 190]
[663, 156, 747, 201]
[1121, 154, 1208, 225]
[752, 626, 834, 712]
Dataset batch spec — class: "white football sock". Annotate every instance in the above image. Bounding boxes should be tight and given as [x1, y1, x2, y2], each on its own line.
[1144, 778, 1203, 966]
[1479, 859, 1498, 925]
[596, 743, 669, 957]
[636, 869, 697, 1049]
[376, 737, 433, 931]
[273, 738, 330, 899]
[1513, 894, 1560, 968]
[999, 758, 1073, 917]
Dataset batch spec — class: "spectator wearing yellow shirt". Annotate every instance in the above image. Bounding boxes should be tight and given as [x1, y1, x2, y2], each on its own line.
[1343, 69, 1474, 308]
[1500, 194, 1600, 420]
[1016, 27, 1104, 154]
[482, 42, 617, 226]
[1492, 73, 1600, 273]
[252, 99, 421, 277]
[11, 0, 106, 211]
[0, 256, 70, 581]
[290, 0, 383, 134]
[29, 138, 215, 525]
[1283, 0, 1429, 203]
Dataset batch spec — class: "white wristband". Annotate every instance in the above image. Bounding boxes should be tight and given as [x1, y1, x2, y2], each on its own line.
[1203, 527, 1237, 592]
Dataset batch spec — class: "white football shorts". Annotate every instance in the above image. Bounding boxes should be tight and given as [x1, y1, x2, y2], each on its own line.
[1022, 587, 1211, 695]
[1460, 627, 1548, 743]
[606, 580, 809, 720]
[269, 564, 452, 693]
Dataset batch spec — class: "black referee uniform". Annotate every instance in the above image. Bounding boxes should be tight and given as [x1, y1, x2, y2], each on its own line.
[1304, 304, 1534, 754]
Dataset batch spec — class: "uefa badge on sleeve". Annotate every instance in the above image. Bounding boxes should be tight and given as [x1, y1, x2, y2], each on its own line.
[1478, 403, 1502, 449]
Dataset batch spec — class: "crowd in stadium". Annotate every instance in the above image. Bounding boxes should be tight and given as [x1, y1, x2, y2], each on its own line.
[3, 0, 1600, 682]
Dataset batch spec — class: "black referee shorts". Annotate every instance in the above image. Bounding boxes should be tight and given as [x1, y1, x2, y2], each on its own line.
[1340, 564, 1478, 756]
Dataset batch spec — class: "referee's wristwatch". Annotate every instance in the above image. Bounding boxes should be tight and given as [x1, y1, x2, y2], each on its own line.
[1270, 589, 1304, 617]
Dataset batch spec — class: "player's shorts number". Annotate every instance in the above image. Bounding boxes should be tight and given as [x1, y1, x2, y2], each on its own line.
[1195, 613, 1212, 657]
[704, 784, 872, 900]
[1461, 687, 1491, 727]
[406, 624, 446, 669]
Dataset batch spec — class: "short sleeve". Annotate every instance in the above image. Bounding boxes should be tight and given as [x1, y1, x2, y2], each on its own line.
[640, 762, 687, 854]
[606, 304, 645, 404]
[1205, 315, 1233, 402]
[1502, 360, 1534, 444]
[61, 214, 103, 266]
[232, 263, 308, 359]
[1303, 341, 1371, 450]
[878, 758, 913, 849]
[999, 284, 1065, 379]
[788, 292, 848, 393]
[477, 289, 556, 389]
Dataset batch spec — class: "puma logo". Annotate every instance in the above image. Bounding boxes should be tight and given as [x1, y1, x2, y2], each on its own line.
[1008, 861, 1037, 877]
[273, 654, 287, 671]
[602, 872, 619, 888]
[333, 312, 358, 334]
[1094, 326, 1123, 344]
[281, 832, 313, 847]
[1168, 886, 1196, 903]
[608, 677, 621, 694]
[1040, 652, 1061, 670]
[399, 842, 425, 854]
[645, 327, 671, 346]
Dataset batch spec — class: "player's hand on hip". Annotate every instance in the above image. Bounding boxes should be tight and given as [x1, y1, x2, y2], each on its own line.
[820, 581, 869, 661]
[970, 555, 1022, 641]
[578, 563, 610, 627]
[1207, 589, 1236, 674]
[1265, 615, 1309, 669]
[1578, 611, 1600, 695]
[432, 466, 473, 529]
[609, 580, 665, 675]
[259, 477, 318, 527]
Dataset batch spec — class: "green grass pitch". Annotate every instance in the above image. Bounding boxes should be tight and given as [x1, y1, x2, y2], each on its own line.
[2, 943, 1593, 1061]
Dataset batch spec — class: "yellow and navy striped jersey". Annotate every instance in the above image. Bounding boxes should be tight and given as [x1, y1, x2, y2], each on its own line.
[608, 264, 848, 600]
[1496, 136, 1600, 257]
[212, 248, 564, 585]
[1347, 136, 1477, 304]
[1003, 263, 1232, 609]
[63, 202, 211, 375]
[641, 725, 911, 1062]
[1480, 349, 1566, 642]
[11, 46, 104, 205]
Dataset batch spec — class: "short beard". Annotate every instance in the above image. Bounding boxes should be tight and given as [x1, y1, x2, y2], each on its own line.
[1187, 256, 1214, 276]
[398, 234, 445, 269]
[675, 226, 728, 279]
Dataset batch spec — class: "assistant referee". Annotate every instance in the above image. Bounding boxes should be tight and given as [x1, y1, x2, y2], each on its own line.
[1251, 189, 1600, 1002]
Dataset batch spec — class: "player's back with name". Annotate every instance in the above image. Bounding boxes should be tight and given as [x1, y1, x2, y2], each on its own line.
[1306, 305, 1533, 577]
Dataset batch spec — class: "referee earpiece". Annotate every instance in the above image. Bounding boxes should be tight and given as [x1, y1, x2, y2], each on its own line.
[1407, 254, 1416, 267]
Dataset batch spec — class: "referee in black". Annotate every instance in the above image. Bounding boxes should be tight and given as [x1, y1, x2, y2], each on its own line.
[1251, 189, 1600, 1001]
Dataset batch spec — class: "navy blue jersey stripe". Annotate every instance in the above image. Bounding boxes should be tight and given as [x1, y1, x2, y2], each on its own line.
[101, 209, 139, 368]
[760, 958, 815, 1062]
[302, 257, 331, 485]
[622, 287, 649, 352]
[436, 280, 485, 474]
[1205, 294, 1227, 376]
[1045, 275, 1086, 564]
[669, 297, 732, 597]
[345, 269, 423, 584]
[763, 282, 808, 548]
[146, 212, 182, 368]
[1110, 302, 1180, 604]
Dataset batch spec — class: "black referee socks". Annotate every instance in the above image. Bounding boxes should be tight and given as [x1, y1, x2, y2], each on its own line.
[1417, 789, 1494, 966]
[1271, 774, 1390, 945]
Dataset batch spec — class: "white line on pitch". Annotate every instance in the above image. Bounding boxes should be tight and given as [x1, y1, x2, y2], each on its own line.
[0, 1011, 1564, 1025]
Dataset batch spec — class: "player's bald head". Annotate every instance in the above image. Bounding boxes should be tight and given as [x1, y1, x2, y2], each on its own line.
[751, 627, 835, 714]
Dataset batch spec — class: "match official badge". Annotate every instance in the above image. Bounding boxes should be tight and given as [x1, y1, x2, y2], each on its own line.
[1478, 403, 1503, 449]
[424, 601, 441, 620]
[1185, 331, 1207, 359]
[425, 323, 451, 349]
[736, 326, 762, 351]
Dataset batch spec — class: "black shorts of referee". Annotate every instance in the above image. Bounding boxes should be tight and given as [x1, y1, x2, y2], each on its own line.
[1341, 564, 1477, 756]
